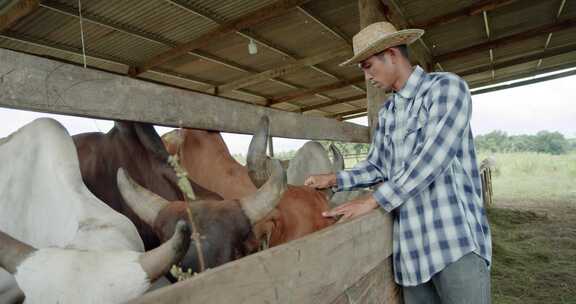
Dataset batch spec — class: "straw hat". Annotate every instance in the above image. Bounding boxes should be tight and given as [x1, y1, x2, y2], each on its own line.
[340, 22, 424, 66]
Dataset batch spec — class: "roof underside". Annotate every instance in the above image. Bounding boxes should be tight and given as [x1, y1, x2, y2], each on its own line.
[1, 0, 574, 119]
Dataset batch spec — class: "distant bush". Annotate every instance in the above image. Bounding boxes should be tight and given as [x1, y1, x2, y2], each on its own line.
[475, 130, 571, 155]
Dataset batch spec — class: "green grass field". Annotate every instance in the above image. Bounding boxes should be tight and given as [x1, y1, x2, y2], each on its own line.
[476, 152, 576, 304]
[478, 152, 576, 203]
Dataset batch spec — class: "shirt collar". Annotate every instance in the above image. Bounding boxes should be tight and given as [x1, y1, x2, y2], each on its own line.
[395, 65, 425, 99]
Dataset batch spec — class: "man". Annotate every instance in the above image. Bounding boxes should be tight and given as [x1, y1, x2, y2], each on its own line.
[305, 22, 492, 304]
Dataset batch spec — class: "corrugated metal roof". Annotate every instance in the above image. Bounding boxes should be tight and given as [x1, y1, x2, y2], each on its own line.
[0, 0, 575, 118]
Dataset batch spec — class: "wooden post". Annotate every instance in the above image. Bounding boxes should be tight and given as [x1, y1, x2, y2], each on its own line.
[359, 0, 391, 138]
[337, 1, 401, 303]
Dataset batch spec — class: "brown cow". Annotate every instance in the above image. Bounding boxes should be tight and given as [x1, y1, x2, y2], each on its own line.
[117, 159, 287, 274]
[163, 117, 336, 249]
[73, 121, 219, 250]
[73, 121, 287, 276]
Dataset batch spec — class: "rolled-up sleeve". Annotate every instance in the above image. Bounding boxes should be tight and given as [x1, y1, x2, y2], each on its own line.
[374, 75, 472, 212]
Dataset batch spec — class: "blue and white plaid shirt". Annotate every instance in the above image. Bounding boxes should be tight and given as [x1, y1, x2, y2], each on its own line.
[336, 66, 492, 286]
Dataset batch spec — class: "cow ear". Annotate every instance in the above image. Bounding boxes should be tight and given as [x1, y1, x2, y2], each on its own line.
[329, 144, 345, 172]
[0, 230, 36, 274]
[133, 123, 171, 161]
[117, 168, 170, 226]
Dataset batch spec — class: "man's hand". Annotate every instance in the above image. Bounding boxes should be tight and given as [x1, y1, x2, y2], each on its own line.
[322, 195, 379, 224]
[304, 173, 337, 189]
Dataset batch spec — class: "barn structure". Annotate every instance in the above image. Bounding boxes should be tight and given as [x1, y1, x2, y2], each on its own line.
[0, 0, 575, 303]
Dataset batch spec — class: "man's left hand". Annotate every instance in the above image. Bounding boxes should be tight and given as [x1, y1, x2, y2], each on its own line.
[323, 195, 379, 224]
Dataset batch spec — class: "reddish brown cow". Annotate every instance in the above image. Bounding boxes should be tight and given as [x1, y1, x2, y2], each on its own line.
[163, 117, 335, 249]
[163, 129, 255, 200]
[117, 159, 287, 274]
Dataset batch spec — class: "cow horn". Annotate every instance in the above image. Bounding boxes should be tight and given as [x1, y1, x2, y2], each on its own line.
[240, 159, 287, 225]
[117, 168, 170, 226]
[329, 144, 345, 172]
[139, 220, 191, 281]
[0, 230, 36, 274]
[246, 116, 271, 188]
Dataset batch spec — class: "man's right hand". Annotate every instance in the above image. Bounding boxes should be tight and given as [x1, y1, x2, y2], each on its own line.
[304, 173, 337, 189]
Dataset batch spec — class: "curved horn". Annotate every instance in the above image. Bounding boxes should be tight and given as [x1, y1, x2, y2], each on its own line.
[139, 220, 191, 281]
[0, 231, 36, 274]
[240, 159, 287, 225]
[329, 144, 345, 172]
[246, 116, 271, 187]
[117, 168, 170, 226]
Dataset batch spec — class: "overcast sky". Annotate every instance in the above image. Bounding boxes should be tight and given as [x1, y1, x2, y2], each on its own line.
[0, 71, 574, 155]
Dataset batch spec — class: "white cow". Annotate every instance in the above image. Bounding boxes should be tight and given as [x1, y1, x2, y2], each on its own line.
[0, 118, 189, 304]
[286, 142, 371, 206]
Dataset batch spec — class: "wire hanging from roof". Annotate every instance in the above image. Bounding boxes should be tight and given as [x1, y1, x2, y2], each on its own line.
[78, 0, 87, 68]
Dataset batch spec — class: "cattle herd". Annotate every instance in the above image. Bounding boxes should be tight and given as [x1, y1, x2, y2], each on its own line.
[0, 116, 368, 303]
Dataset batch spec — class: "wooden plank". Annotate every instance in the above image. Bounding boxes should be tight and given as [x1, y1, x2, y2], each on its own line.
[129, 209, 393, 304]
[413, 0, 518, 29]
[0, 0, 39, 31]
[471, 69, 576, 95]
[0, 48, 370, 142]
[268, 76, 365, 106]
[300, 94, 366, 112]
[331, 257, 401, 304]
[128, 0, 313, 76]
[457, 42, 576, 77]
[297, 6, 352, 47]
[381, 0, 434, 70]
[435, 17, 576, 63]
[330, 108, 368, 119]
[218, 47, 352, 93]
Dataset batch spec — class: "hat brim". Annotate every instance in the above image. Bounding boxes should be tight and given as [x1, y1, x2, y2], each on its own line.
[339, 29, 424, 67]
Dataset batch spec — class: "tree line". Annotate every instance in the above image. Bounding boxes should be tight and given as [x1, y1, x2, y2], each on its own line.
[474, 130, 575, 155]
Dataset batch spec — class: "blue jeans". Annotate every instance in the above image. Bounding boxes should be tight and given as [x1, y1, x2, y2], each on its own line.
[403, 252, 491, 304]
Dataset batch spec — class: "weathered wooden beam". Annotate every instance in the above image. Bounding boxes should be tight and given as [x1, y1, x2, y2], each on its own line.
[0, 48, 370, 142]
[436, 17, 576, 63]
[129, 209, 393, 303]
[331, 257, 400, 304]
[129, 0, 313, 76]
[217, 47, 352, 93]
[301, 94, 366, 112]
[297, 6, 352, 47]
[0, 31, 276, 104]
[381, 0, 434, 70]
[160, 0, 360, 101]
[268, 76, 365, 106]
[471, 68, 576, 95]
[412, 0, 518, 29]
[457, 42, 576, 77]
[535, 0, 567, 71]
[330, 108, 368, 119]
[159, 0, 335, 104]
[343, 112, 368, 120]
[0, 0, 38, 31]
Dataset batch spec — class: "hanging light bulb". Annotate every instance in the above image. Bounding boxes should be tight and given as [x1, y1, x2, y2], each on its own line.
[248, 38, 258, 55]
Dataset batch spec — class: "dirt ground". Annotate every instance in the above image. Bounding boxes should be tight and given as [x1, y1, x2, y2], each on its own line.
[489, 199, 576, 304]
